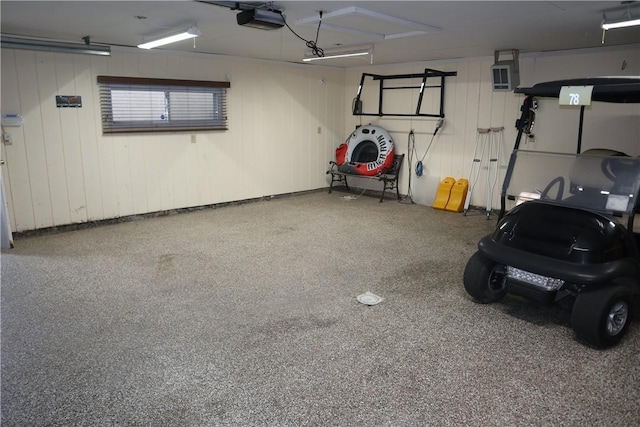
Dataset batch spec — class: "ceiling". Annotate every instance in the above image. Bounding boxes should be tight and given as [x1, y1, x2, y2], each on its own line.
[1, 1, 639, 67]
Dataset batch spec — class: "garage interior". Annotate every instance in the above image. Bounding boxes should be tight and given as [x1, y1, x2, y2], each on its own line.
[1, 1, 640, 425]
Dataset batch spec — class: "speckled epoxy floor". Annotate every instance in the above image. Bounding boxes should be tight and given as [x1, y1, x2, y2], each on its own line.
[2, 191, 639, 426]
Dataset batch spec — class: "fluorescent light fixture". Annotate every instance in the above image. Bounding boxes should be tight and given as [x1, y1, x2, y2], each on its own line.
[601, 11, 640, 30]
[1, 34, 111, 56]
[303, 51, 369, 62]
[138, 25, 201, 49]
[602, 17, 640, 30]
[303, 46, 373, 62]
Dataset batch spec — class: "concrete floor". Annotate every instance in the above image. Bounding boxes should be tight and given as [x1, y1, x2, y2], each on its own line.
[2, 191, 639, 425]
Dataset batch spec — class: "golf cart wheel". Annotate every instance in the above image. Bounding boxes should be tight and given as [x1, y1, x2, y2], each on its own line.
[571, 285, 633, 348]
[463, 252, 507, 303]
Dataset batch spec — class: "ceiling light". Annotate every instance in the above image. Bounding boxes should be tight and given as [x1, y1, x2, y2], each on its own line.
[601, 8, 640, 30]
[138, 25, 201, 49]
[303, 51, 369, 62]
[303, 46, 372, 62]
[1, 34, 111, 56]
[602, 16, 640, 30]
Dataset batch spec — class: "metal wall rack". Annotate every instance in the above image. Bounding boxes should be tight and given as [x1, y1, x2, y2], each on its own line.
[352, 68, 457, 118]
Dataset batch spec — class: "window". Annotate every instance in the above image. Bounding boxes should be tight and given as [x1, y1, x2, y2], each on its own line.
[98, 76, 230, 133]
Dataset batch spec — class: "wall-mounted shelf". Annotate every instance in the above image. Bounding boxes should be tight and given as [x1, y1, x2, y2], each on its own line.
[353, 68, 457, 118]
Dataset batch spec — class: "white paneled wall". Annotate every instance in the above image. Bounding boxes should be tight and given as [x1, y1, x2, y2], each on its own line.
[344, 45, 640, 209]
[2, 44, 639, 232]
[1, 48, 345, 232]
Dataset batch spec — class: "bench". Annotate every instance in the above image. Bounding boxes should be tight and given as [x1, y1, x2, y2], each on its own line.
[326, 154, 405, 202]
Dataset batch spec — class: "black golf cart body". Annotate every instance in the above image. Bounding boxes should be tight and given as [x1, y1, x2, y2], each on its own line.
[464, 77, 640, 348]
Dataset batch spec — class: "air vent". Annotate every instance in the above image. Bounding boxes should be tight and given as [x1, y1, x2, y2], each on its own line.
[492, 49, 520, 91]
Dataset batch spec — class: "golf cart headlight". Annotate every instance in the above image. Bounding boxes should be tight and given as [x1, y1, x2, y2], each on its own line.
[506, 266, 565, 290]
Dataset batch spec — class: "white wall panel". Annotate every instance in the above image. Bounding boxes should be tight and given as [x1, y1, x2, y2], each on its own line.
[130, 138, 150, 214]
[1, 50, 33, 231]
[450, 61, 472, 180]
[15, 51, 54, 229]
[90, 55, 120, 221]
[322, 77, 341, 187]
[35, 52, 73, 227]
[113, 138, 135, 217]
[55, 55, 88, 225]
[289, 70, 308, 190]
[306, 68, 322, 190]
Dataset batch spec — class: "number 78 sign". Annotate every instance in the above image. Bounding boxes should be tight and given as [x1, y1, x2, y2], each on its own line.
[559, 86, 594, 106]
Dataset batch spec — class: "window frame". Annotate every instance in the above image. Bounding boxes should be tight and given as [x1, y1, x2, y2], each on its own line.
[97, 76, 230, 134]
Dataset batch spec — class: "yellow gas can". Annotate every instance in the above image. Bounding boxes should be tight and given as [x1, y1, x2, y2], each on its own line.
[433, 177, 456, 210]
[445, 178, 469, 212]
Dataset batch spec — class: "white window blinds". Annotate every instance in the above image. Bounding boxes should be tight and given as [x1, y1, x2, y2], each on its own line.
[98, 76, 230, 133]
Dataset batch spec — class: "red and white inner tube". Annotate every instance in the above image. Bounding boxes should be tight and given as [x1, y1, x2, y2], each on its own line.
[335, 125, 395, 176]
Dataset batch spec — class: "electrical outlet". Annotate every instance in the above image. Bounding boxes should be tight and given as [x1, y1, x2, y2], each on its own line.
[2, 133, 11, 144]
[191, 134, 196, 144]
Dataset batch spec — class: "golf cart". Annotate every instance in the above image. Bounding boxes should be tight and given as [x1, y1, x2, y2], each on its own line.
[463, 77, 640, 348]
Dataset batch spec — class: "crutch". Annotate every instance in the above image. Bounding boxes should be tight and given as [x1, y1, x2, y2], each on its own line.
[485, 127, 504, 219]
[464, 128, 490, 216]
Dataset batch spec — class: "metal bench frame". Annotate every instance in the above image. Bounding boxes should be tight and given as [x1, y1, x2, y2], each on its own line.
[326, 154, 405, 202]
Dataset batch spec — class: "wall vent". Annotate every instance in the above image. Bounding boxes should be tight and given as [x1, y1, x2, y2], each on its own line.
[491, 49, 519, 92]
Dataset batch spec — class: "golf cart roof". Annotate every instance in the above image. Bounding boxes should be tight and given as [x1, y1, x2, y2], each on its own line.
[515, 77, 640, 103]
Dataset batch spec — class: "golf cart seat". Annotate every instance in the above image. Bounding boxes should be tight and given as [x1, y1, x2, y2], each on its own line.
[568, 149, 629, 209]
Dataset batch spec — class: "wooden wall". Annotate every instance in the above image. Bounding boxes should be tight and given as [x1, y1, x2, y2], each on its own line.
[1, 44, 639, 232]
[1, 49, 345, 232]
[343, 45, 640, 208]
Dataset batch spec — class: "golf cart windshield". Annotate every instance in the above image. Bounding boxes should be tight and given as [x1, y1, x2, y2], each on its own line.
[505, 150, 640, 217]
